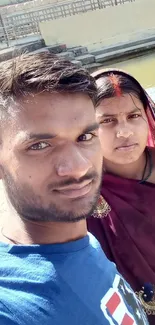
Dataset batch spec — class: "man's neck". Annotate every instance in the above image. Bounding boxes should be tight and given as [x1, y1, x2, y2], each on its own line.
[0, 200, 87, 245]
[104, 152, 146, 180]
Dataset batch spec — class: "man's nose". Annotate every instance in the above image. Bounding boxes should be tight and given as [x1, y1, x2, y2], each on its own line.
[55, 145, 93, 179]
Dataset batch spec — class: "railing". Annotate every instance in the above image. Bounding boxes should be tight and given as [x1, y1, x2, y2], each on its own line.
[0, 0, 135, 46]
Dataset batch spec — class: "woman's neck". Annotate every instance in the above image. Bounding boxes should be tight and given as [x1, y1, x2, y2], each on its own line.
[104, 152, 146, 180]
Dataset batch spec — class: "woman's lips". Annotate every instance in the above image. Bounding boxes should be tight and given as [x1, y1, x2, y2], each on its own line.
[116, 143, 138, 151]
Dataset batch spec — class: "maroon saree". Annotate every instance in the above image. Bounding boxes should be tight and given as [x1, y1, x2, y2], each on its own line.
[88, 174, 155, 291]
[87, 69, 155, 324]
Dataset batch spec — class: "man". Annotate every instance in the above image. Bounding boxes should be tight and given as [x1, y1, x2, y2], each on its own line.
[0, 53, 148, 325]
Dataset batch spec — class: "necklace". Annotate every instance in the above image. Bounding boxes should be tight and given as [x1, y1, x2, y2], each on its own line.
[139, 148, 153, 184]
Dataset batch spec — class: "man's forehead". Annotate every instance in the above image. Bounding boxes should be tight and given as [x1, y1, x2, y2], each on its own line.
[3, 92, 96, 141]
[14, 92, 95, 120]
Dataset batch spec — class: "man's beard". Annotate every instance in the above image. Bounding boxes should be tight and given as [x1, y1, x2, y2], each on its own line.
[1, 169, 101, 223]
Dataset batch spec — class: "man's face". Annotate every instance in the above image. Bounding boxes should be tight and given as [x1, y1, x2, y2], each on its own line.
[0, 92, 102, 222]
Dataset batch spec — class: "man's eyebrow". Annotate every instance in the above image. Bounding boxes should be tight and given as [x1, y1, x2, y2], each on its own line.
[98, 108, 141, 118]
[82, 123, 99, 134]
[22, 133, 57, 143]
[17, 124, 99, 144]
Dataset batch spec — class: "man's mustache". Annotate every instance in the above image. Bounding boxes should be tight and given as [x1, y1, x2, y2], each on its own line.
[47, 171, 98, 190]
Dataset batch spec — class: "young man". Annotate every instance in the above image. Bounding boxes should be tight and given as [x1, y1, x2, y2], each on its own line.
[0, 53, 148, 325]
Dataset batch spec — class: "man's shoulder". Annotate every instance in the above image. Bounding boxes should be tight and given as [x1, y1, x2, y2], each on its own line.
[87, 232, 112, 263]
[0, 300, 19, 325]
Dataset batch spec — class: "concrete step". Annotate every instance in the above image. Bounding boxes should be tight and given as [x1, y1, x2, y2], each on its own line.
[57, 51, 75, 60]
[95, 40, 155, 63]
[68, 46, 88, 57]
[47, 44, 67, 54]
[16, 39, 45, 53]
[71, 60, 82, 67]
[30, 47, 49, 54]
[91, 35, 155, 57]
[75, 54, 95, 65]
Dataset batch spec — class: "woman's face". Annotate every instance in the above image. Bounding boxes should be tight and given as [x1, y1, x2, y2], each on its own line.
[96, 93, 149, 165]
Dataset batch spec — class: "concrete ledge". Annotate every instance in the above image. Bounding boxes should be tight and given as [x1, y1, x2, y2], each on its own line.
[0, 39, 45, 62]
[69, 46, 88, 57]
[12, 39, 46, 54]
[30, 47, 49, 54]
[90, 35, 155, 56]
[57, 51, 75, 60]
[95, 40, 155, 63]
[71, 60, 82, 67]
[76, 54, 95, 65]
[47, 44, 67, 54]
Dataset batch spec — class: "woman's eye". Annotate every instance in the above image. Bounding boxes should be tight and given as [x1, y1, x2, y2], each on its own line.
[128, 114, 140, 119]
[29, 142, 49, 151]
[78, 133, 94, 142]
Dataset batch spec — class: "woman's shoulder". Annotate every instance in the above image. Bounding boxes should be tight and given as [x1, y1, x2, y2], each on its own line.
[149, 147, 155, 165]
[148, 147, 155, 184]
[150, 146, 155, 155]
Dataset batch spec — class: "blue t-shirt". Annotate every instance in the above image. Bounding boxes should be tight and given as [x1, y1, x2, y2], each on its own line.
[0, 233, 148, 325]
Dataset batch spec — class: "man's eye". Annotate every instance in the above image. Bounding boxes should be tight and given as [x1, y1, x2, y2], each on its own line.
[78, 133, 94, 142]
[29, 142, 49, 150]
[100, 118, 115, 124]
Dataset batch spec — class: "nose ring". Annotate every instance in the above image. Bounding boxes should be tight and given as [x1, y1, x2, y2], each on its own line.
[116, 130, 133, 138]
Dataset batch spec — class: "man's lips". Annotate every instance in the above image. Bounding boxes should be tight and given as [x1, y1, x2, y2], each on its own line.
[53, 180, 93, 199]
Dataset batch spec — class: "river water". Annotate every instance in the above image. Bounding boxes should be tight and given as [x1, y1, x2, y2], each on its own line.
[102, 51, 155, 101]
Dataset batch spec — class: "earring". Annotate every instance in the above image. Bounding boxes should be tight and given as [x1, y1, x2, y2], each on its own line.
[93, 195, 111, 218]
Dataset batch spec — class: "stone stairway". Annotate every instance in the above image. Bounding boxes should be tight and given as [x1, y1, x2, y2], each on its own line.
[1, 35, 155, 71]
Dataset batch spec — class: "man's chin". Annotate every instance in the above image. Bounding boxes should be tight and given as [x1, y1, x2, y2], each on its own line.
[55, 214, 87, 223]
[56, 197, 99, 223]
[51, 210, 93, 223]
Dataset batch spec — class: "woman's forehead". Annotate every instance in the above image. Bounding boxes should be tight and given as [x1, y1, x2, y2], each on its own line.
[96, 93, 144, 115]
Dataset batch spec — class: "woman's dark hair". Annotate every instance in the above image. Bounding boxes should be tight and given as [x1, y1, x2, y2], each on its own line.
[95, 71, 149, 110]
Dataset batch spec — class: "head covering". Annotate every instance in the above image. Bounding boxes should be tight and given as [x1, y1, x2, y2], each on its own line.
[87, 69, 155, 324]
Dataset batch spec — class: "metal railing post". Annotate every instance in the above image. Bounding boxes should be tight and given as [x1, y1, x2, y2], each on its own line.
[0, 13, 10, 47]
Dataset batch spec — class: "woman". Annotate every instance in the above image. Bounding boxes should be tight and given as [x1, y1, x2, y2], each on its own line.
[87, 69, 155, 323]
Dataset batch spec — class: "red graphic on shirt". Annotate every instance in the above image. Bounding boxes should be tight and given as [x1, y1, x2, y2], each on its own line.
[105, 292, 134, 325]
[121, 314, 134, 325]
[106, 292, 121, 314]
[101, 274, 148, 325]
